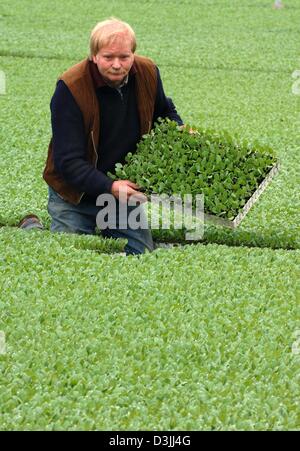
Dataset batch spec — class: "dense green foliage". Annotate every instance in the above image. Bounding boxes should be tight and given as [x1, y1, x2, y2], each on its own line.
[111, 119, 278, 220]
[0, 232, 299, 430]
[0, 0, 299, 431]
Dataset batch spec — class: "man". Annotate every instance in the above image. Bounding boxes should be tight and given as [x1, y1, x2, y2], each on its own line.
[20, 18, 183, 255]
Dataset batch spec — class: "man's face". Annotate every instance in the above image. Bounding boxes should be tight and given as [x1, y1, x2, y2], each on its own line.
[93, 35, 134, 88]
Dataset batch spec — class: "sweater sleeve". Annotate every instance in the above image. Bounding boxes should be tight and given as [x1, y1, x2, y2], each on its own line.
[50, 80, 113, 197]
[152, 67, 183, 126]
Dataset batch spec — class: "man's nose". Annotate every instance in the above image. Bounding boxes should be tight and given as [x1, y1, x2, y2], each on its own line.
[112, 58, 121, 69]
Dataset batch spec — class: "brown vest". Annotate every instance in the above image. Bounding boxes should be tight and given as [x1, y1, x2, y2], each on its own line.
[43, 55, 157, 205]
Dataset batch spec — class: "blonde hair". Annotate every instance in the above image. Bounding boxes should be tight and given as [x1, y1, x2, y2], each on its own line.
[89, 18, 136, 60]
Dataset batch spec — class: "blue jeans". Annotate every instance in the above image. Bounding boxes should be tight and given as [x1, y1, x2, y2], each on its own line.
[47, 187, 154, 255]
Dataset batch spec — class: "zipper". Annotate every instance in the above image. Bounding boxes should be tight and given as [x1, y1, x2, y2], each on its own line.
[91, 130, 98, 167]
[116, 87, 123, 102]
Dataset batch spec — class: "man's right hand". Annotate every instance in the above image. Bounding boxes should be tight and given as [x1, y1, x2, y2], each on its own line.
[111, 180, 147, 203]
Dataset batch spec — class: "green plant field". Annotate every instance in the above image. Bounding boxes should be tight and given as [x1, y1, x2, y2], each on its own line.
[0, 0, 299, 430]
[0, 233, 299, 430]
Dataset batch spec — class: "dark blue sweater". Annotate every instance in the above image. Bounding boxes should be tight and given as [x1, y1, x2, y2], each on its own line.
[50, 66, 183, 199]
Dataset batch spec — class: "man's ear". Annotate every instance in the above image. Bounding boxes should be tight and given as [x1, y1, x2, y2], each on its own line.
[92, 55, 97, 64]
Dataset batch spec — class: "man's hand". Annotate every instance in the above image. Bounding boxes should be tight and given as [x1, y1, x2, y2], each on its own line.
[111, 180, 147, 203]
[178, 124, 199, 135]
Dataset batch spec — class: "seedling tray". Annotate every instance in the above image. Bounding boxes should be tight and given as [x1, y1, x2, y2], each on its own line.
[203, 162, 280, 228]
[147, 162, 280, 229]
